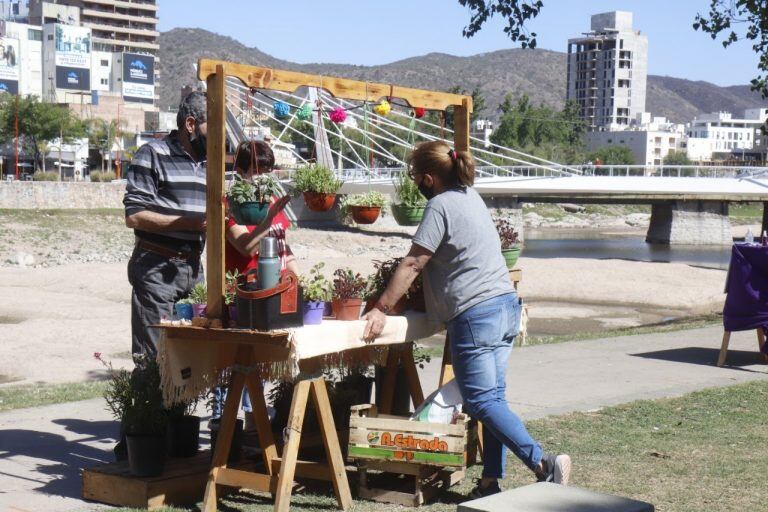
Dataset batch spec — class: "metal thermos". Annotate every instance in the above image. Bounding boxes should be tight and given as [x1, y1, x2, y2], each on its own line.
[258, 237, 281, 290]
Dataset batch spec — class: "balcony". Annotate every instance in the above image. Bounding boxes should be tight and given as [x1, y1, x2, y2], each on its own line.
[92, 35, 159, 50]
[82, 21, 159, 38]
[82, 8, 158, 25]
[83, 0, 157, 12]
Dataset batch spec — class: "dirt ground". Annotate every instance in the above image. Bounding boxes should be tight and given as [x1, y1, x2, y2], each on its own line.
[0, 208, 731, 387]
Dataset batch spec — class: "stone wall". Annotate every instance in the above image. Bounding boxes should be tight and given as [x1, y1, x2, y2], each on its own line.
[0, 182, 127, 209]
[646, 200, 732, 245]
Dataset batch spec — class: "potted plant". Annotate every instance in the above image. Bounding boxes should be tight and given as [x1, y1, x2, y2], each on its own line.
[331, 268, 367, 321]
[188, 282, 207, 318]
[174, 298, 194, 321]
[292, 164, 343, 212]
[102, 354, 168, 477]
[300, 263, 332, 325]
[391, 172, 427, 226]
[227, 174, 280, 225]
[224, 270, 241, 325]
[364, 258, 409, 315]
[495, 218, 522, 269]
[340, 191, 387, 224]
[166, 397, 201, 458]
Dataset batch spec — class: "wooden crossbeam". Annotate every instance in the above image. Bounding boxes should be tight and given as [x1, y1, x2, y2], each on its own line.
[197, 59, 473, 112]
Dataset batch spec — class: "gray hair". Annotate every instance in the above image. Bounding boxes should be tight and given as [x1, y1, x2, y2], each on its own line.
[176, 91, 207, 130]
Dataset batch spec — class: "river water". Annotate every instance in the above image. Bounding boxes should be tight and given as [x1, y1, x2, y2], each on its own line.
[524, 228, 733, 270]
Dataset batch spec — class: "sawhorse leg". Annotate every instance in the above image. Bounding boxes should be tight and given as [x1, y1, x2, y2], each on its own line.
[717, 331, 731, 367]
[379, 343, 426, 414]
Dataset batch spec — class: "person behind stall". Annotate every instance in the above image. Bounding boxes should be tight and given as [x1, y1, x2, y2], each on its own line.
[361, 140, 572, 497]
[210, 140, 298, 428]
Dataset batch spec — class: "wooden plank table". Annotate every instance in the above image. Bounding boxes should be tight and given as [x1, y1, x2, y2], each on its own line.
[159, 325, 427, 512]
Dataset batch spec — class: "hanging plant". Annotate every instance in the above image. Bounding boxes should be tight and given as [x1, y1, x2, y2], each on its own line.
[373, 100, 391, 116]
[273, 101, 290, 119]
[413, 107, 425, 119]
[329, 107, 347, 124]
[296, 104, 313, 121]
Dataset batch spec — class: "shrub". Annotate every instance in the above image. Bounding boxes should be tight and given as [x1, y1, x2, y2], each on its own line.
[90, 171, 116, 182]
[32, 171, 58, 181]
[292, 164, 343, 194]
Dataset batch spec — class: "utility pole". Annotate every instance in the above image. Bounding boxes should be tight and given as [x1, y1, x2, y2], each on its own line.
[58, 122, 63, 181]
[116, 102, 122, 179]
[14, 95, 18, 179]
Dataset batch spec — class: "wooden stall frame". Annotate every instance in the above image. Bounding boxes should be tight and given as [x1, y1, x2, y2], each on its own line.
[194, 59, 473, 512]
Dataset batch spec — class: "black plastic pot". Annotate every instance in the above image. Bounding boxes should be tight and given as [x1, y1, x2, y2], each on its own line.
[168, 415, 201, 457]
[126, 433, 167, 477]
[209, 418, 243, 464]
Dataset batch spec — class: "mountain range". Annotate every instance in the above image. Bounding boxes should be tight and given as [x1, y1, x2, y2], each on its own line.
[157, 28, 768, 124]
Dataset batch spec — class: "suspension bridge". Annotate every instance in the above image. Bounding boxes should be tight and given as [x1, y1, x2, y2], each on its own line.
[215, 75, 768, 245]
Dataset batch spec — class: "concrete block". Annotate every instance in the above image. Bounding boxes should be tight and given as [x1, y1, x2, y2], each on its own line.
[646, 200, 731, 245]
[457, 483, 654, 512]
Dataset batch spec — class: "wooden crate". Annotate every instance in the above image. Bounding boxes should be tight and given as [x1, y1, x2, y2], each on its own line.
[82, 450, 253, 509]
[348, 404, 469, 506]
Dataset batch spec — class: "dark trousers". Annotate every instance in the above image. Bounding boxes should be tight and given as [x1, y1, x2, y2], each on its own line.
[128, 246, 203, 360]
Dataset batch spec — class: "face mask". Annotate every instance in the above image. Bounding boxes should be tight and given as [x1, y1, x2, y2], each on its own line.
[190, 123, 206, 161]
[418, 181, 435, 201]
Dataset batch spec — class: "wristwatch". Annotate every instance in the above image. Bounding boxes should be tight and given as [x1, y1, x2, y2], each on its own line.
[373, 301, 391, 314]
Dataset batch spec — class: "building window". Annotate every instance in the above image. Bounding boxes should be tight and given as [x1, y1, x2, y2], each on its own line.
[28, 29, 42, 41]
[100, 78, 108, 85]
[101, 59, 109, 67]
[47, 34, 53, 40]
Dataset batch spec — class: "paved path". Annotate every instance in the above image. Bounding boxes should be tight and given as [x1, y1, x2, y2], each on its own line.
[1, 325, 766, 511]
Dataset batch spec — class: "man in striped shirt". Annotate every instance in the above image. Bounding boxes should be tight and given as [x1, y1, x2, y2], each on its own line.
[123, 91, 208, 360]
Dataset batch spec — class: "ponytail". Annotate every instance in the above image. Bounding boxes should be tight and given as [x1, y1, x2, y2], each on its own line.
[408, 140, 475, 187]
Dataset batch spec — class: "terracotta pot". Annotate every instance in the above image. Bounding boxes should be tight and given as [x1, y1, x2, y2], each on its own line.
[363, 295, 409, 315]
[303, 192, 336, 212]
[332, 298, 363, 321]
[349, 206, 381, 224]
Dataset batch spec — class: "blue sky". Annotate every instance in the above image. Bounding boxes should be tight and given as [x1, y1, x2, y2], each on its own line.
[158, 0, 758, 86]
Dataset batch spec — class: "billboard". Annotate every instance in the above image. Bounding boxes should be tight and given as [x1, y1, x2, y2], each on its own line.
[122, 52, 154, 104]
[55, 66, 90, 90]
[54, 24, 91, 69]
[0, 37, 19, 94]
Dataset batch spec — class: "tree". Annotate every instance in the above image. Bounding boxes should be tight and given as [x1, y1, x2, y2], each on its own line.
[87, 118, 124, 172]
[0, 95, 86, 174]
[587, 146, 635, 165]
[490, 94, 584, 150]
[444, 85, 488, 129]
[663, 150, 692, 165]
[459, 1, 768, 100]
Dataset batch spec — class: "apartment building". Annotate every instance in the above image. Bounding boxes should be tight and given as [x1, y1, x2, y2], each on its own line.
[586, 113, 685, 166]
[686, 109, 768, 161]
[566, 11, 648, 131]
[28, 0, 158, 53]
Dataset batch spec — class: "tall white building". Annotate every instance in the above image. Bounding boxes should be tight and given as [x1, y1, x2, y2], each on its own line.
[0, 19, 42, 97]
[685, 109, 768, 161]
[567, 11, 648, 131]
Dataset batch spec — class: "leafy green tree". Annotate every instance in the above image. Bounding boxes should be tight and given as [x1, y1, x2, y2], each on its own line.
[0, 95, 86, 174]
[87, 118, 125, 172]
[444, 86, 488, 129]
[663, 150, 692, 165]
[587, 146, 635, 165]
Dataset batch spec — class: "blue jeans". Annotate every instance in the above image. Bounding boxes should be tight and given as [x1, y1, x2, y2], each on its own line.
[446, 293, 543, 478]
[211, 387, 252, 419]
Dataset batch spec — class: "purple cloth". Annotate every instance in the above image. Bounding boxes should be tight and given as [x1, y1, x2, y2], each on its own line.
[723, 243, 768, 334]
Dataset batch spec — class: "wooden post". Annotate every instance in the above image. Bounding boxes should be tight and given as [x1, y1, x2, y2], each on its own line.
[762, 202, 768, 237]
[274, 380, 311, 512]
[453, 97, 472, 153]
[205, 64, 227, 319]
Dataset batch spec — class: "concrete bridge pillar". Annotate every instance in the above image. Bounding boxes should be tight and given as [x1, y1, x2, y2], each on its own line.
[646, 200, 732, 245]
[483, 195, 524, 240]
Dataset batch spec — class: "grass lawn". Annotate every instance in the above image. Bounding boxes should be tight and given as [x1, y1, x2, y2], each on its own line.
[104, 379, 768, 512]
[0, 381, 107, 412]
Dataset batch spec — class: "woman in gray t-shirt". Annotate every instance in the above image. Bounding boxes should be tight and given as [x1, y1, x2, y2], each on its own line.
[362, 140, 571, 497]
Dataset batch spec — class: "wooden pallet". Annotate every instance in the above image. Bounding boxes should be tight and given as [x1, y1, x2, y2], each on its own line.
[82, 450, 254, 509]
[348, 404, 469, 506]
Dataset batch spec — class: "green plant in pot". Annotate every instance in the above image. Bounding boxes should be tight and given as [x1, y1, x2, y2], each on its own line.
[364, 258, 410, 315]
[292, 164, 343, 212]
[300, 263, 332, 325]
[495, 217, 522, 269]
[331, 268, 367, 320]
[224, 269, 241, 325]
[102, 354, 168, 476]
[227, 174, 280, 225]
[339, 191, 387, 225]
[188, 281, 207, 318]
[391, 171, 427, 226]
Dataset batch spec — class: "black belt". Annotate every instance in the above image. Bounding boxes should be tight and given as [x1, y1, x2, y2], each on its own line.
[136, 239, 201, 260]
